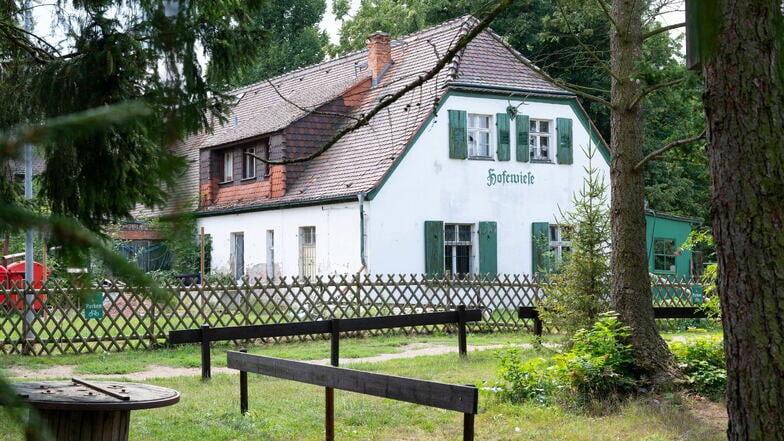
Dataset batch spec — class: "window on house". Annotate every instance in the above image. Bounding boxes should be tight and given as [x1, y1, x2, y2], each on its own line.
[242, 147, 256, 180]
[266, 230, 275, 279]
[549, 224, 571, 267]
[467, 114, 491, 158]
[444, 224, 472, 276]
[529, 119, 552, 161]
[654, 238, 676, 272]
[260, 143, 270, 178]
[299, 226, 316, 279]
[425, 221, 496, 278]
[231, 232, 244, 279]
[222, 151, 234, 182]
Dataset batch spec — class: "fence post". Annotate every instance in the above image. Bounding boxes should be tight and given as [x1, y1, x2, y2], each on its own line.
[148, 299, 157, 349]
[326, 318, 340, 441]
[201, 324, 211, 380]
[463, 413, 475, 441]
[533, 309, 543, 338]
[239, 347, 248, 414]
[457, 304, 467, 357]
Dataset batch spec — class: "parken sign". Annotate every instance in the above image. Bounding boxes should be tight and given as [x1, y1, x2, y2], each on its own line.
[486, 169, 535, 187]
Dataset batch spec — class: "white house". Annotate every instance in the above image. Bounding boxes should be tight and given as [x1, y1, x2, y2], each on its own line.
[143, 16, 612, 280]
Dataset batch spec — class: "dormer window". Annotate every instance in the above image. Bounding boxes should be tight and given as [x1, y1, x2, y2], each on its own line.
[222, 151, 234, 182]
[242, 147, 256, 180]
[467, 114, 491, 158]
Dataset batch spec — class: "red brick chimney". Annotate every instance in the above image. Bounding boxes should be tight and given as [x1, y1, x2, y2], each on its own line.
[367, 31, 392, 86]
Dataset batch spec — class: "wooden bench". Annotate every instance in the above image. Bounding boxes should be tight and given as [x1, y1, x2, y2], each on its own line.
[169, 305, 482, 379]
[517, 306, 711, 336]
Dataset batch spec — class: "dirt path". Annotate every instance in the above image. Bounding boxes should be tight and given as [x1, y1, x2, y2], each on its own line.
[6, 343, 521, 381]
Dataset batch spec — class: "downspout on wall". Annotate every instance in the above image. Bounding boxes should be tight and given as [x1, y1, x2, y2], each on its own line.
[358, 193, 367, 269]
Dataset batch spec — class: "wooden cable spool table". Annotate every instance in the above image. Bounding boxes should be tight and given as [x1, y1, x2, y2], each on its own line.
[12, 378, 180, 441]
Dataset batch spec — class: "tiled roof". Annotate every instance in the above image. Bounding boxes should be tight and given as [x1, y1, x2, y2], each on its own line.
[196, 16, 571, 214]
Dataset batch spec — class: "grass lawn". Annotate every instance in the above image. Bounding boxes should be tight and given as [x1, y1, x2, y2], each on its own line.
[0, 332, 727, 440]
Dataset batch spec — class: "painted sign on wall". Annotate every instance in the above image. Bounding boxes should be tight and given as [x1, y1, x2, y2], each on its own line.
[486, 169, 535, 187]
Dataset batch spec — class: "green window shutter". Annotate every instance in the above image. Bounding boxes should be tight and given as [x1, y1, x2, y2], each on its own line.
[478, 221, 498, 277]
[424, 220, 444, 278]
[448, 110, 467, 159]
[516, 114, 530, 162]
[556, 117, 573, 164]
[496, 113, 510, 161]
[531, 222, 550, 276]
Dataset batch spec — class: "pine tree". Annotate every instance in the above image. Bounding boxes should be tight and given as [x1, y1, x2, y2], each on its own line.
[539, 144, 611, 338]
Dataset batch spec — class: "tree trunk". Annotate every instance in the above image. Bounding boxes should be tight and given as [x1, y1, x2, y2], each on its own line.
[609, 0, 678, 385]
[701, 1, 784, 439]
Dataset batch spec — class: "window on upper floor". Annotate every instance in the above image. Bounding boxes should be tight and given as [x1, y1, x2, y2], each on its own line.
[222, 151, 233, 182]
[449, 109, 573, 164]
[242, 147, 256, 180]
[529, 119, 552, 161]
[259, 142, 270, 178]
[467, 114, 491, 158]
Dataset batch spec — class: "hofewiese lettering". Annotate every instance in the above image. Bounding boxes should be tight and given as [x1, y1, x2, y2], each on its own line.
[486, 169, 535, 187]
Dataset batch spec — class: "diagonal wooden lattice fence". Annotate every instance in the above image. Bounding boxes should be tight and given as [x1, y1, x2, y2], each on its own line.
[0, 273, 705, 355]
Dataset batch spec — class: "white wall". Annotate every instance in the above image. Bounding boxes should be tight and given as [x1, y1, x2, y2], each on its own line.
[365, 93, 610, 275]
[198, 202, 361, 278]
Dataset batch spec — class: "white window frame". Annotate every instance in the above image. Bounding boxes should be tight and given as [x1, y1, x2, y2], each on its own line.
[260, 143, 270, 178]
[266, 229, 275, 279]
[444, 223, 473, 277]
[222, 151, 234, 182]
[242, 147, 256, 180]
[549, 224, 571, 265]
[467, 114, 492, 158]
[299, 226, 316, 279]
[529, 119, 552, 162]
[230, 232, 244, 280]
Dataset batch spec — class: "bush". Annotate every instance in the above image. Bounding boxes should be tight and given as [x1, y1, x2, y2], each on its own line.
[553, 312, 637, 405]
[669, 336, 726, 400]
[498, 312, 638, 409]
[497, 351, 557, 405]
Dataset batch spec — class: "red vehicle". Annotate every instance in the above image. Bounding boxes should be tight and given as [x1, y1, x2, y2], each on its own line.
[0, 261, 49, 311]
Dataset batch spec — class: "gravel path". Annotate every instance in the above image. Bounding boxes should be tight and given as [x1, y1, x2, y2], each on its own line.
[6, 343, 523, 381]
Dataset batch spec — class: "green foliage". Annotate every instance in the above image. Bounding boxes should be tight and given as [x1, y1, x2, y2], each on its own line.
[669, 336, 726, 400]
[498, 313, 638, 409]
[682, 229, 720, 318]
[539, 144, 611, 337]
[227, 0, 330, 87]
[1, 1, 269, 231]
[555, 312, 637, 405]
[497, 352, 557, 405]
[157, 213, 200, 274]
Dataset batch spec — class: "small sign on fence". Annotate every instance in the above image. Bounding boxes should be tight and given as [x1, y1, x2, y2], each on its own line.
[691, 285, 704, 305]
[83, 292, 104, 319]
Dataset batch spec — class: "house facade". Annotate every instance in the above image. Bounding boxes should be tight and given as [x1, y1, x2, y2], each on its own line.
[190, 17, 611, 280]
[137, 17, 693, 280]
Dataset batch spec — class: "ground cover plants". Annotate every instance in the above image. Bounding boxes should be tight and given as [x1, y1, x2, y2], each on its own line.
[1, 330, 726, 440]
